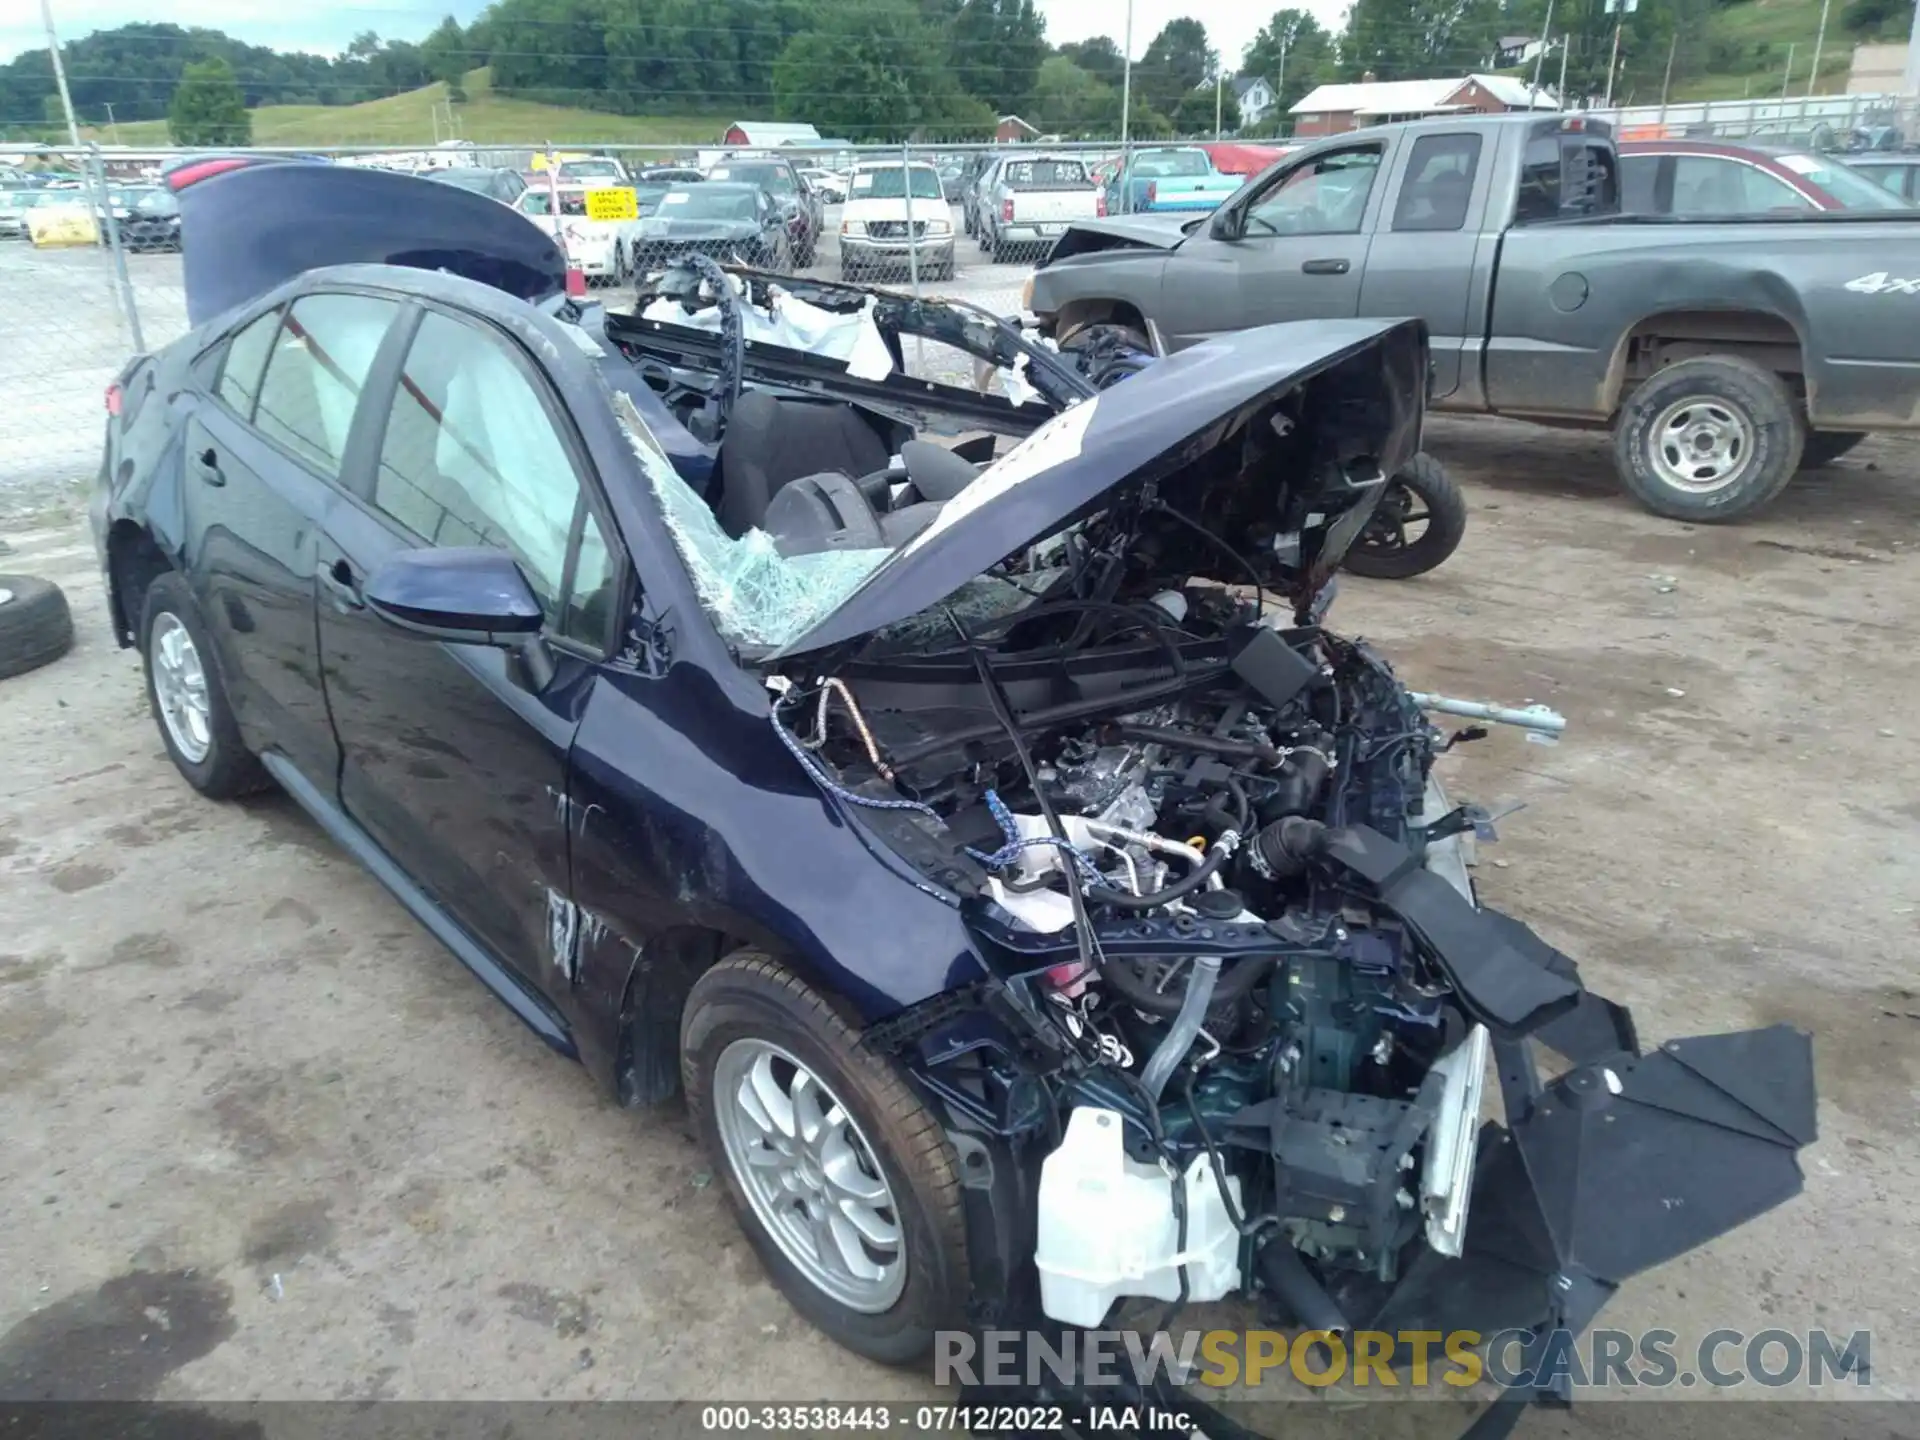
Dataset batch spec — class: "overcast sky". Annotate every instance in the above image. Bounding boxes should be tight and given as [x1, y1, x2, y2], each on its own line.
[5, 0, 1352, 74]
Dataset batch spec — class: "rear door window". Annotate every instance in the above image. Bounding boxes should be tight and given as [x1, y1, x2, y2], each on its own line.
[252, 293, 402, 476]
[1671, 156, 1811, 215]
[1392, 134, 1482, 231]
[213, 306, 283, 419]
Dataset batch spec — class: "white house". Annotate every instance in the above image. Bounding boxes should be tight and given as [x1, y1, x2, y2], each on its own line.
[1233, 75, 1277, 127]
[1495, 35, 1548, 68]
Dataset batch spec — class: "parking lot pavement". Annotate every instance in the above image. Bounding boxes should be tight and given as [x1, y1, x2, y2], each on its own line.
[3, 294, 1918, 1404]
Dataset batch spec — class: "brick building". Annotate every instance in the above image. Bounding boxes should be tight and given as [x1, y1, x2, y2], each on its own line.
[1289, 74, 1558, 139]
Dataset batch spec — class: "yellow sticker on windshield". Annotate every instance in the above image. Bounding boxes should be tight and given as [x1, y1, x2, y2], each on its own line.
[585, 187, 638, 221]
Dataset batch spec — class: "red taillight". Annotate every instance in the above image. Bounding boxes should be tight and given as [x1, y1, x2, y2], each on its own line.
[1146, 180, 1158, 206]
[164, 157, 253, 192]
[1096, 192, 1108, 217]
[1001, 197, 1014, 223]
[564, 267, 587, 298]
[105, 382, 122, 417]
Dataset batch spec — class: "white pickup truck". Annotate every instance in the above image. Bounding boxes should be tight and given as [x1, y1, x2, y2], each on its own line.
[977, 153, 1104, 262]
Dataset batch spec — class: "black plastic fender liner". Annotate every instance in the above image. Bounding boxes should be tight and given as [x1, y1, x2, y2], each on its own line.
[1313, 825, 1581, 1032]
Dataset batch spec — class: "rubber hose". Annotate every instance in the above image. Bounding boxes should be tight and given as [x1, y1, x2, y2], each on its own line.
[1140, 954, 1221, 1102]
[1091, 843, 1228, 910]
[1106, 724, 1284, 769]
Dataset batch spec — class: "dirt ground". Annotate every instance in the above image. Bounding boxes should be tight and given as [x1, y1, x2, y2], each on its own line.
[1, 415, 1915, 1412]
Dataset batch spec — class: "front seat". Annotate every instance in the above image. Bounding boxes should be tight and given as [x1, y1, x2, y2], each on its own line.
[715, 389, 892, 537]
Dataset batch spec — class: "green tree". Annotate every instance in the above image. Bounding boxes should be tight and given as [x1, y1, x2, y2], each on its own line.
[1055, 36, 1125, 90]
[950, 0, 1046, 115]
[1242, 8, 1338, 118]
[420, 17, 471, 103]
[1134, 18, 1214, 118]
[1174, 84, 1239, 136]
[168, 56, 251, 145]
[772, 0, 993, 139]
[1031, 54, 1112, 134]
[1340, 0, 1504, 81]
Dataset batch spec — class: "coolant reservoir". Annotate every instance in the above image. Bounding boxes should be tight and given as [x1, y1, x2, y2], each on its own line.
[1035, 1106, 1243, 1328]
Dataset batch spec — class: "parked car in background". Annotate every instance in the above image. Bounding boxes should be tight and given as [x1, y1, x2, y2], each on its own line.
[1620, 140, 1911, 214]
[977, 153, 1103, 262]
[840, 160, 954, 280]
[0, 188, 47, 239]
[799, 167, 848, 204]
[119, 188, 182, 252]
[704, 157, 820, 266]
[637, 165, 705, 186]
[555, 156, 629, 188]
[1105, 146, 1242, 214]
[958, 149, 1009, 236]
[937, 161, 966, 202]
[631, 183, 791, 269]
[1837, 151, 1920, 202]
[1201, 142, 1294, 177]
[426, 167, 529, 206]
[1031, 113, 1920, 521]
[514, 186, 640, 284]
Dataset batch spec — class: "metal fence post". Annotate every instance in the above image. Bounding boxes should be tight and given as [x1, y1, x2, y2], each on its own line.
[901, 141, 922, 304]
[86, 142, 145, 354]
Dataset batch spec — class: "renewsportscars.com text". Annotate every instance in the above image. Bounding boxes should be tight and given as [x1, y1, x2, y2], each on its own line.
[935, 1327, 1872, 1392]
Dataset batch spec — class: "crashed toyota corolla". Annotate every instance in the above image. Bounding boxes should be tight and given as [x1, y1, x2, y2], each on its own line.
[94, 158, 1814, 1431]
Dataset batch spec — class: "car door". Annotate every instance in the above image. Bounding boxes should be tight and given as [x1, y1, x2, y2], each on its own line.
[1166, 141, 1384, 347]
[184, 292, 401, 788]
[1358, 132, 1490, 400]
[313, 304, 622, 998]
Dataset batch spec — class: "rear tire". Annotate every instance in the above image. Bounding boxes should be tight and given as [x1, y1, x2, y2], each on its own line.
[682, 952, 969, 1366]
[140, 572, 269, 799]
[0, 574, 74, 680]
[1342, 453, 1467, 580]
[1798, 430, 1867, 469]
[1613, 355, 1802, 522]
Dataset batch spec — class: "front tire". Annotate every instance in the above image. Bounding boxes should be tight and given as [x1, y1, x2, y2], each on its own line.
[141, 571, 268, 799]
[1343, 453, 1467, 580]
[1613, 355, 1802, 521]
[682, 952, 968, 1365]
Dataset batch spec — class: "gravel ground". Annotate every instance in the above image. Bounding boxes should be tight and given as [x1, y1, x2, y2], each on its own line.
[0, 274, 1915, 1419]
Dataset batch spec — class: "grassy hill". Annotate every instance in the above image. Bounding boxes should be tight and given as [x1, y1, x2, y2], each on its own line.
[1670, 0, 1863, 101]
[89, 68, 726, 148]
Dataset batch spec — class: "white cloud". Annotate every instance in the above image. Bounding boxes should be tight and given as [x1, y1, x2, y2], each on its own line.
[1035, 0, 1350, 73]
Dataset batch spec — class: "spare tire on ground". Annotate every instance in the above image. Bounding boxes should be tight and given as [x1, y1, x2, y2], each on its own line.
[0, 574, 75, 679]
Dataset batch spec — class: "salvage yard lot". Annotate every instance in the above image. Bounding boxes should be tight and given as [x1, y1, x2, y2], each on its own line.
[3, 370, 1919, 1404]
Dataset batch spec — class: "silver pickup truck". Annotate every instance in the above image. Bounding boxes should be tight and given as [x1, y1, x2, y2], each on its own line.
[1027, 113, 1920, 520]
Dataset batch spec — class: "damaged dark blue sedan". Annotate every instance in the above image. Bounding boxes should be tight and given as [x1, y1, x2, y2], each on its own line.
[92, 156, 1815, 1435]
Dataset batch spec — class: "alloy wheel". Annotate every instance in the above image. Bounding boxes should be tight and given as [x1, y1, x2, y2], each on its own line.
[711, 1037, 906, 1313]
[151, 612, 212, 763]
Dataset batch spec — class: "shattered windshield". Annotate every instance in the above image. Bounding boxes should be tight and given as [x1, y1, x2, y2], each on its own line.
[610, 393, 890, 650]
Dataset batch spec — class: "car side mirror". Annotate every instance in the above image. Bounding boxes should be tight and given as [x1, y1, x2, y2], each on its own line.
[1209, 205, 1241, 241]
[365, 547, 545, 646]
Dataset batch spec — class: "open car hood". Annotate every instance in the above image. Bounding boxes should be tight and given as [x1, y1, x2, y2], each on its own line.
[770, 316, 1425, 659]
[174, 157, 567, 326]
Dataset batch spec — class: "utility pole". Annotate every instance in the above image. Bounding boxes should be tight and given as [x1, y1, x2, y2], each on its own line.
[1604, 20, 1622, 108]
[1659, 28, 1678, 108]
[1781, 41, 1795, 103]
[1905, 0, 1920, 98]
[1275, 36, 1288, 133]
[38, 0, 81, 148]
[1215, 73, 1224, 139]
[1530, 0, 1555, 102]
[1808, 0, 1832, 96]
[104, 101, 120, 144]
[1559, 33, 1570, 105]
[1119, 0, 1134, 151]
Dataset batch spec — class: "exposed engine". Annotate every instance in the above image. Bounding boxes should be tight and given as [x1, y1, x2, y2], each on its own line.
[778, 582, 1533, 1331]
